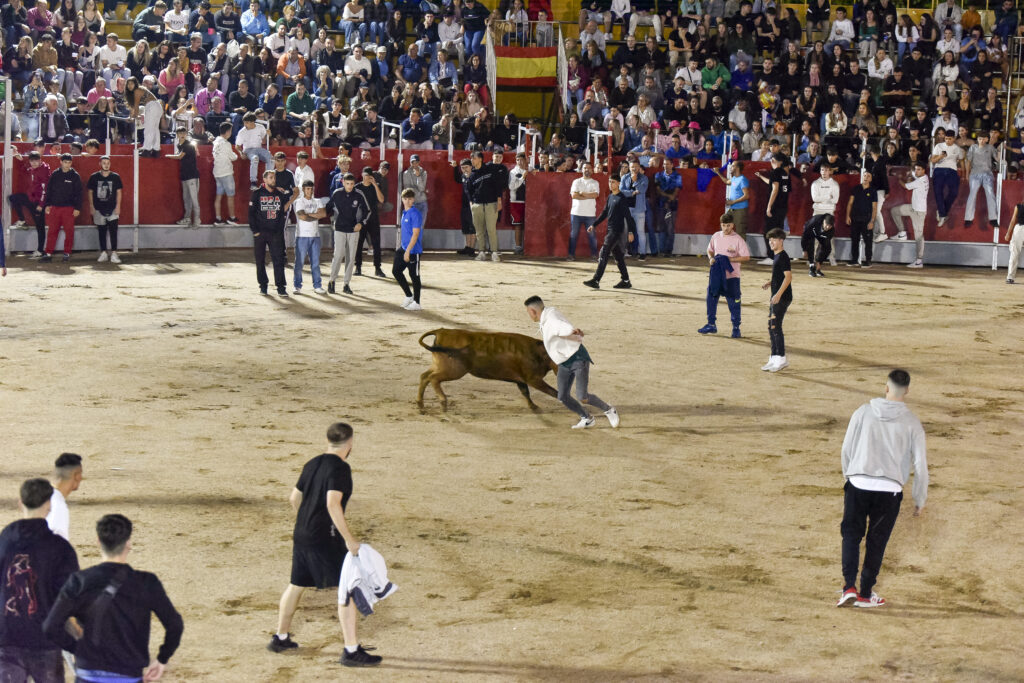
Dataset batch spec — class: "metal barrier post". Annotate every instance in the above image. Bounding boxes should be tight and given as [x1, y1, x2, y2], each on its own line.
[381, 121, 403, 231]
[106, 117, 111, 156]
[2, 77, 12, 260]
[133, 120, 139, 253]
[993, 142, 1005, 270]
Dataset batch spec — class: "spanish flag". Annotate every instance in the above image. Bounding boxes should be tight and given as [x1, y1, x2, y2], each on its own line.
[494, 46, 557, 87]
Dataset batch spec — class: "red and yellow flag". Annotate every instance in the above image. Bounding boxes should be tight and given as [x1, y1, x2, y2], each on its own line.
[494, 46, 557, 87]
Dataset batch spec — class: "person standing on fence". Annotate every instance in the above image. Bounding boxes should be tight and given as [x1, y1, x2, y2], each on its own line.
[467, 150, 505, 262]
[928, 128, 963, 228]
[9, 150, 51, 258]
[236, 112, 273, 191]
[328, 173, 369, 295]
[126, 76, 163, 158]
[212, 121, 240, 226]
[889, 162, 930, 269]
[355, 167, 386, 278]
[963, 130, 1000, 231]
[87, 156, 124, 264]
[836, 369, 928, 609]
[167, 126, 202, 228]
[567, 161, 601, 262]
[40, 154, 82, 263]
[249, 169, 292, 296]
[754, 154, 792, 264]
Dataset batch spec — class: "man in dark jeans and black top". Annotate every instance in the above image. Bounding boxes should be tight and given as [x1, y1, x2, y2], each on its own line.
[42, 513, 183, 682]
[846, 170, 877, 267]
[0, 478, 79, 682]
[248, 169, 292, 296]
[755, 154, 792, 264]
[761, 227, 792, 372]
[583, 173, 636, 290]
[452, 159, 477, 256]
[354, 166, 386, 278]
[268, 423, 382, 667]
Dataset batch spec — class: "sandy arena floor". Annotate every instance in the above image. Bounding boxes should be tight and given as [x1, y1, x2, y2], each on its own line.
[1, 249, 1022, 682]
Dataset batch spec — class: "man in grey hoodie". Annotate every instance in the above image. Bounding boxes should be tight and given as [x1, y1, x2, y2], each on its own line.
[837, 369, 928, 608]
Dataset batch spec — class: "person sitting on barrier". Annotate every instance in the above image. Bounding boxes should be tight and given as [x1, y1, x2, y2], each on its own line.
[236, 111, 273, 191]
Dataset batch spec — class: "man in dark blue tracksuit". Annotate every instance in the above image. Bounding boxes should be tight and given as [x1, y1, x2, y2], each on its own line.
[583, 173, 637, 290]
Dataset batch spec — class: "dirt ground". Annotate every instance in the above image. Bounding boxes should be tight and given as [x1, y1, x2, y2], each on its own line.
[1, 248, 1022, 682]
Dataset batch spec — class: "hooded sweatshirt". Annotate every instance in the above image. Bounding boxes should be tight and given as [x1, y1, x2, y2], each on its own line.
[0, 518, 79, 651]
[841, 398, 929, 508]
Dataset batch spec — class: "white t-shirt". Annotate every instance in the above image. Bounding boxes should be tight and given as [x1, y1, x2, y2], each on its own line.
[98, 44, 128, 68]
[46, 489, 69, 541]
[164, 8, 190, 33]
[236, 124, 266, 150]
[293, 164, 315, 189]
[932, 141, 962, 171]
[906, 174, 929, 212]
[570, 176, 600, 217]
[294, 196, 325, 237]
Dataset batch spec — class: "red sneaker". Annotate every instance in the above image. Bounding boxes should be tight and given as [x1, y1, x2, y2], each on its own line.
[836, 587, 858, 607]
[855, 592, 886, 608]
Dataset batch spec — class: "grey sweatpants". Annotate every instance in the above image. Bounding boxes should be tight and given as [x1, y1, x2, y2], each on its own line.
[556, 359, 610, 418]
[889, 204, 925, 260]
[181, 178, 201, 226]
[330, 231, 359, 284]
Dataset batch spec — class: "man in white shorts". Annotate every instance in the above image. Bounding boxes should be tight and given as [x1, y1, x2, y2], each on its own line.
[212, 121, 239, 225]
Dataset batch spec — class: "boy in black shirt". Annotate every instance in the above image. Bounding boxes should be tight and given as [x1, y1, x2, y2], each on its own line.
[354, 167, 386, 278]
[583, 173, 637, 290]
[167, 126, 201, 228]
[268, 423, 382, 667]
[0, 479, 79, 682]
[42, 514, 182, 682]
[762, 227, 792, 372]
[755, 154, 792, 264]
[87, 156, 124, 264]
[846, 170, 877, 267]
[248, 169, 292, 296]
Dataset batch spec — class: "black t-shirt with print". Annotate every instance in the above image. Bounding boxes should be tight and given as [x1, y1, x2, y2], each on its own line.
[769, 166, 790, 211]
[772, 250, 793, 304]
[87, 171, 123, 215]
[293, 453, 352, 547]
[274, 168, 296, 198]
[178, 140, 199, 181]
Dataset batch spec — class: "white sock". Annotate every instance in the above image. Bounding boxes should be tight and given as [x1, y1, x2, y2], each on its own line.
[276, 632, 288, 640]
[345, 644, 359, 653]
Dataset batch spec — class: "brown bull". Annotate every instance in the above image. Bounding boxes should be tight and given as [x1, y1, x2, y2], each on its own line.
[417, 328, 559, 411]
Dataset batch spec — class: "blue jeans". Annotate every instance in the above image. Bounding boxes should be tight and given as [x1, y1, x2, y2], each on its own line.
[656, 205, 675, 254]
[707, 276, 741, 328]
[294, 235, 322, 289]
[341, 20, 366, 44]
[367, 21, 386, 43]
[275, 75, 311, 92]
[464, 29, 485, 57]
[630, 210, 647, 255]
[414, 201, 428, 228]
[244, 147, 273, 182]
[76, 669, 143, 683]
[965, 172, 996, 222]
[932, 168, 959, 219]
[569, 215, 598, 257]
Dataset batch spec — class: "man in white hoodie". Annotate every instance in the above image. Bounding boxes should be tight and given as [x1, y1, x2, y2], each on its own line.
[525, 295, 619, 430]
[212, 121, 239, 226]
[837, 369, 928, 609]
[801, 164, 840, 277]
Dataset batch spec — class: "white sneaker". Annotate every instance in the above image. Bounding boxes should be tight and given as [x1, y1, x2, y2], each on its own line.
[757, 257, 774, 265]
[571, 416, 596, 429]
[895, 232, 908, 241]
[30, 250, 43, 258]
[761, 356, 779, 371]
[768, 356, 788, 372]
[873, 233, 888, 243]
[12, 220, 26, 228]
[491, 251, 502, 262]
[110, 251, 121, 264]
[405, 301, 423, 311]
[97, 251, 109, 262]
[907, 260, 923, 268]
[604, 407, 620, 428]
[828, 255, 837, 267]
[475, 252, 487, 261]
[401, 295, 414, 308]
[314, 287, 327, 294]
[855, 592, 886, 608]
[175, 218, 191, 226]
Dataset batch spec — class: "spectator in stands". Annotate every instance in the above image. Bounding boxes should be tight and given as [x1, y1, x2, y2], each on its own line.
[462, 0, 489, 57]
[188, 1, 217, 50]
[396, 42, 427, 91]
[285, 79, 314, 127]
[401, 107, 432, 150]
[2, 0, 30, 50]
[824, 7, 854, 53]
[463, 52, 490, 108]
[216, 1, 241, 43]
[415, 11, 440, 60]
[242, 1, 271, 40]
[25, 0, 53, 43]
[165, 0, 190, 44]
[276, 45, 308, 91]
[342, 44, 372, 99]
[933, 0, 962, 41]
[133, 1, 167, 43]
[0, 478, 80, 682]
[339, 0, 365, 46]
[194, 74, 222, 117]
[804, 0, 830, 44]
[235, 112, 271, 190]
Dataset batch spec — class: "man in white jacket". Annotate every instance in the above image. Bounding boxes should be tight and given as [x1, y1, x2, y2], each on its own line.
[837, 369, 928, 609]
[212, 121, 239, 226]
[801, 164, 840, 277]
[525, 296, 619, 430]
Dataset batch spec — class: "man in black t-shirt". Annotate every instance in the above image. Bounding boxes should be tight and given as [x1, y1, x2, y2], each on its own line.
[87, 156, 124, 264]
[762, 228, 792, 373]
[755, 154, 792, 264]
[271, 151, 299, 234]
[354, 167, 386, 278]
[167, 127, 201, 228]
[846, 171, 877, 268]
[268, 423, 382, 668]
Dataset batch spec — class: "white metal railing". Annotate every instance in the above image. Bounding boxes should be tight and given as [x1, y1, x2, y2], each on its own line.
[382, 120, 402, 231]
[587, 129, 612, 164]
[485, 28, 498, 118]
[518, 123, 541, 168]
[557, 25, 568, 113]
[993, 141, 1006, 270]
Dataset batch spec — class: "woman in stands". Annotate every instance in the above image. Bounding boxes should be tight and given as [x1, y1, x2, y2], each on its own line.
[54, 0, 77, 30]
[977, 87, 1003, 134]
[951, 87, 974, 129]
[168, 84, 194, 131]
[82, 0, 104, 34]
[931, 51, 959, 100]
[931, 82, 951, 118]
[157, 52, 185, 102]
[254, 46, 277, 95]
[563, 111, 586, 154]
[88, 94, 114, 142]
[76, 31, 99, 93]
[71, 13, 90, 45]
[461, 107, 493, 149]
[463, 53, 490, 108]
[915, 13, 937, 58]
[385, 9, 406, 61]
[858, 8, 880, 63]
[126, 39, 152, 81]
[149, 40, 173, 74]
[895, 14, 918, 62]
[378, 84, 405, 122]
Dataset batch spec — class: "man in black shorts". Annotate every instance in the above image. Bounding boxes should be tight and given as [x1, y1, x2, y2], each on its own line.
[754, 154, 791, 264]
[268, 422, 381, 667]
[452, 158, 477, 256]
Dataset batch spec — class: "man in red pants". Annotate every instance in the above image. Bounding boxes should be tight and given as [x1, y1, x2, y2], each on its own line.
[40, 154, 83, 263]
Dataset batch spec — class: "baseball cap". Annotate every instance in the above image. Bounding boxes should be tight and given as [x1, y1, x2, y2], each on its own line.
[410, 154, 420, 161]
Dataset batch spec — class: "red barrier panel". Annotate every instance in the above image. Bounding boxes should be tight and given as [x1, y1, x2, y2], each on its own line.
[524, 165, 1019, 257]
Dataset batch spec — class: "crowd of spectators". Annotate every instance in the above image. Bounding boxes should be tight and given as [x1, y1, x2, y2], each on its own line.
[0, 0, 1023, 171]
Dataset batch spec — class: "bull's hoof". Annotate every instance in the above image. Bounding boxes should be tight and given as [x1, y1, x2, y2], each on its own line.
[528, 403, 541, 412]
[416, 400, 424, 409]
[440, 401, 449, 412]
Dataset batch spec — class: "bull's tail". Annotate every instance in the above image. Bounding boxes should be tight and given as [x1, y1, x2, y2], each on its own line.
[418, 330, 470, 357]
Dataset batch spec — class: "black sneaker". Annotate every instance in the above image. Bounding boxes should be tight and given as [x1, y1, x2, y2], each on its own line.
[612, 280, 632, 289]
[808, 266, 817, 277]
[341, 645, 382, 667]
[354, 267, 362, 276]
[375, 268, 387, 278]
[62, 254, 70, 262]
[328, 282, 336, 294]
[227, 217, 240, 225]
[250, 182, 259, 191]
[343, 284, 353, 294]
[267, 634, 298, 653]
[260, 286, 268, 295]
[861, 261, 872, 268]
[277, 288, 289, 297]
[582, 279, 599, 289]
[40, 254, 53, 263]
